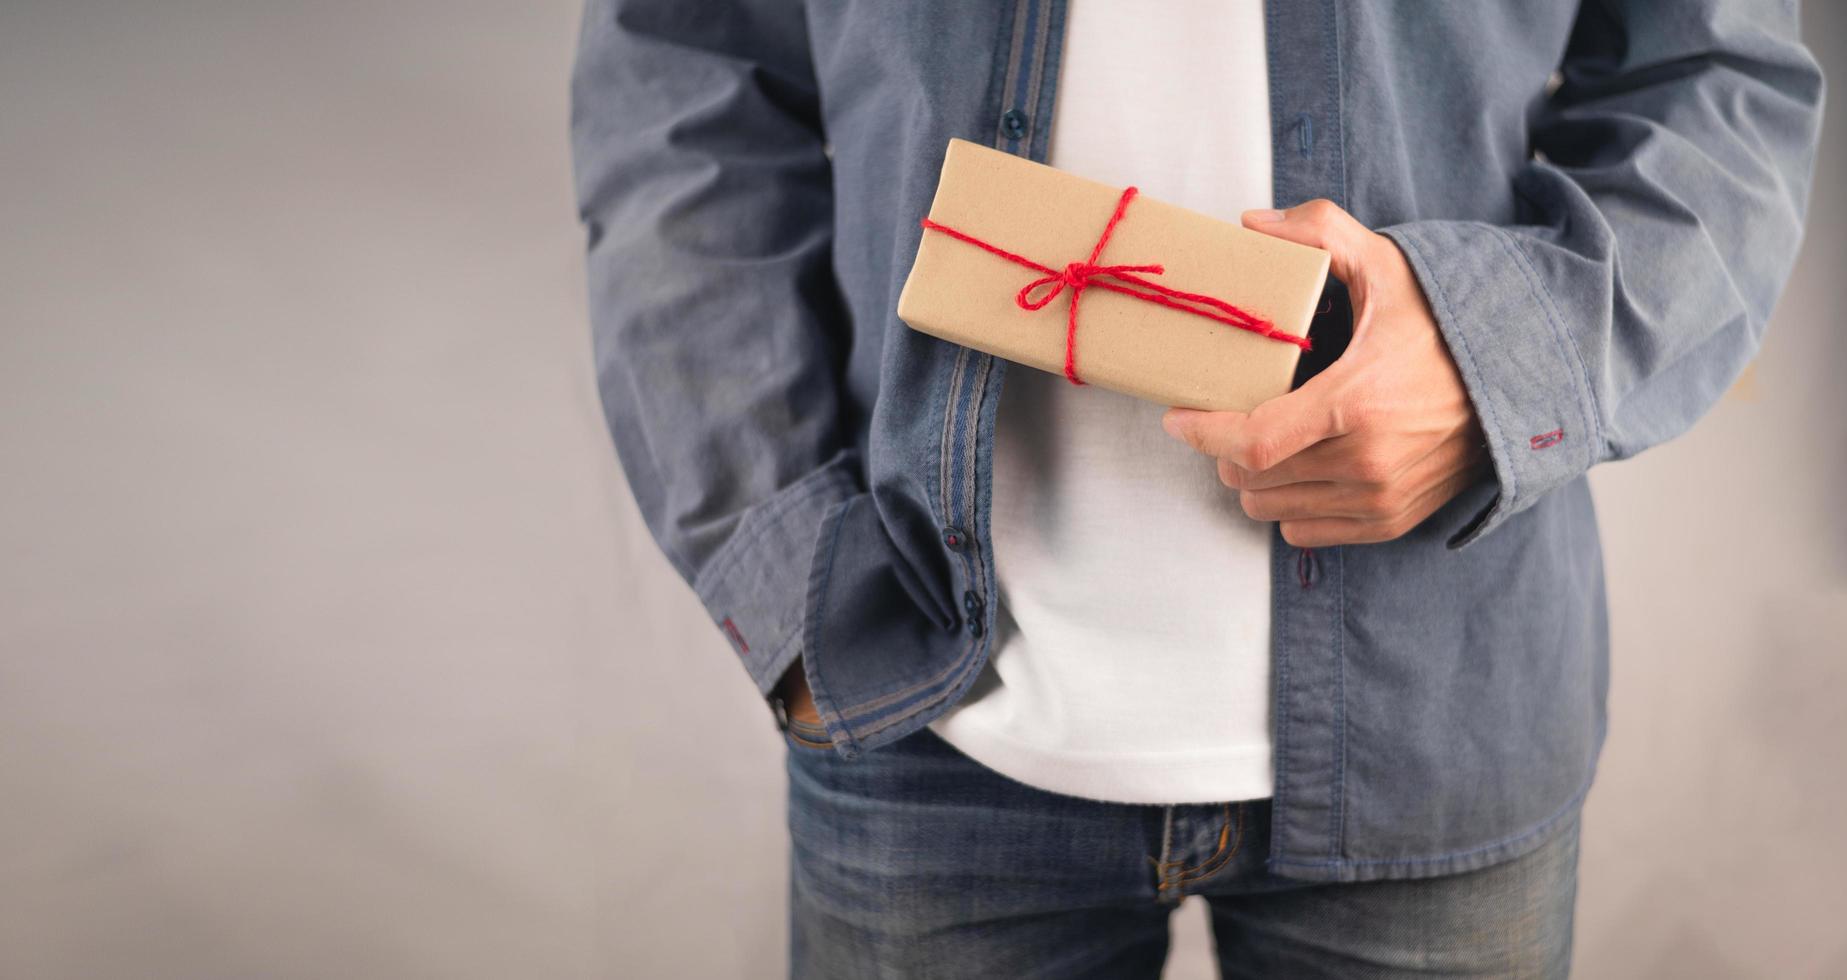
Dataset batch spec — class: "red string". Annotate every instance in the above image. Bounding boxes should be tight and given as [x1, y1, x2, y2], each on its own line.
[919, 186, 1310, 385]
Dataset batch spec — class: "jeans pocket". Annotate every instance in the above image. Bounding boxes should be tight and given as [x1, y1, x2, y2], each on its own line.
[783, 713, 836, 753]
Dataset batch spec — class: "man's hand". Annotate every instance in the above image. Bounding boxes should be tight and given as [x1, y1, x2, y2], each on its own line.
[774, 660, 822, 725]
[1161, 200, 1489, 548]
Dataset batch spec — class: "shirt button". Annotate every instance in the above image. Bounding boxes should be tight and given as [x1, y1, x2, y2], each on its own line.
[1001, 108, 1028, 139]
[941, 525, 966, 551]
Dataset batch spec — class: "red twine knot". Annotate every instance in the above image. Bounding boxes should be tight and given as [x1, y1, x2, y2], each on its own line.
[1018, 260, 1166, 312]
[919, 185, 1310, 386]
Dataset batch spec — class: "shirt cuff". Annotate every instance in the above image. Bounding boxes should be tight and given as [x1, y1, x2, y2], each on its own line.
[1378, 221, 1602, 550]
[690, 449, 861, 699]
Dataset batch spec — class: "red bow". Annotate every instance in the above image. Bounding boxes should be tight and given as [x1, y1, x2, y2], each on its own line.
[920, 186, 1310, 385]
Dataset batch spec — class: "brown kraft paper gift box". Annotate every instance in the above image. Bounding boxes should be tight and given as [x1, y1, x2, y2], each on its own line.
[897, 138, 1331, 413]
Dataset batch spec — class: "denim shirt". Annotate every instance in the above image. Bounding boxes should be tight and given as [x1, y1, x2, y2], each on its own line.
[570, 1, 1823, 882]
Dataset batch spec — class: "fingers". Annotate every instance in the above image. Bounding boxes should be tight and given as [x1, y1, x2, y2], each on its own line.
[1162, 369, 1348, 471]
[1215, 435, 1371, 491]
[1277, 517, 1391, 548]
[1237, 435, 1486, 531]
[1163, 201, 1387, 471]
[1242, 198, 1379, 287]
[1236, 481, 1380, 523]
[1270, 453, 1489, 547]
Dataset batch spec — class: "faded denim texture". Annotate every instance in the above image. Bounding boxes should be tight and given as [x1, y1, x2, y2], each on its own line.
[786, 726, 1580, 979]
[570, 0, 1823, 882]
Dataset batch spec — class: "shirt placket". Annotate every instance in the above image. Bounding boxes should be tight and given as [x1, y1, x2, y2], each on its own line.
[1262, 0, 1352, 873]
[932, 0, 1069, 689]
[931, 7, 1351, 875]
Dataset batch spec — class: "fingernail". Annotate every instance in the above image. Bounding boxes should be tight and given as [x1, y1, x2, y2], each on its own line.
[1161, 411, 1184, 437]
[1244, 209, 1286, 224]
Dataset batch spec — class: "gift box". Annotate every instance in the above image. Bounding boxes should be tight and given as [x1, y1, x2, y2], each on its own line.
[897, 138, 1330, 412]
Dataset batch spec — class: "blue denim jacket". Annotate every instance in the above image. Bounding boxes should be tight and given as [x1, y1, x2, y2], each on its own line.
[570, 1, 1822, 882]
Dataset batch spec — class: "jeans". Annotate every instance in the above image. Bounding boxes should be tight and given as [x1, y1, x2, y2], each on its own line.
[785, 725, 1579, 979]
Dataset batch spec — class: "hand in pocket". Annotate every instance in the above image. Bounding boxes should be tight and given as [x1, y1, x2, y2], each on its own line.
[775, 659, 822, 726]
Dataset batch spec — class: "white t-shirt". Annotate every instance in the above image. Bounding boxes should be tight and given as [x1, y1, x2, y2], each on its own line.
[927, 0, 1277, 805]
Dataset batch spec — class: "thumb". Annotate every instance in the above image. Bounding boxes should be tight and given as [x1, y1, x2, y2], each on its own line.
[1241, 199, 1377, 287]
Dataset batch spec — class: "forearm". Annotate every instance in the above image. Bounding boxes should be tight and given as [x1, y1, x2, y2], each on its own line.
[1380, 0, 1824, 547]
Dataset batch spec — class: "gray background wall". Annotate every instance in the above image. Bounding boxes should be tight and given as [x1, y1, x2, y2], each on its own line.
[1, 2, 1841, 977]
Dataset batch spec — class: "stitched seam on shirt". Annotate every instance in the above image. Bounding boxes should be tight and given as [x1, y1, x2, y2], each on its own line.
[836, 642, 977, 723]
[939, 347, 966, 522]
[1270, 526, 1295, 863]
[964, 354, 993, 602]
[835, 426, 986, 721]
[1330, 550, 1346, 860]
[1491, 225, 1604, 471]
[1270, 572, 1611, 877]
[1006, 1, 1039, 154]
[800, 491, 854, 738]
[1028, 0, 1066, 163]
[1268, 761, 1594, 869]
[1324, 0, 1349, 210]
[1263, 1, 1285, 206]
[960, 358, 983, 553]
[947, 353, 978, 524]
[1022, 0, 1052, 151]
[845, 636, 988, 740]
[996, 0, 1029, 149]
[832, 361, 999, 726]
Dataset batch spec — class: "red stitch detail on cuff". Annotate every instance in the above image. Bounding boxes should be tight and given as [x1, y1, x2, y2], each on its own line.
[720, 616, 749, 655]
[1529, 428, 1564, 450]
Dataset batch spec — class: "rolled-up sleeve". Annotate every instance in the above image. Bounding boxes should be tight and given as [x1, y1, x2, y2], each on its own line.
[1379, 0, 1824, 549]
[570, 0, 856, 696]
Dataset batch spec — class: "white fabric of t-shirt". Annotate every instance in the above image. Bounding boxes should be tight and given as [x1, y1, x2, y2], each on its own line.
[927, 0, 1278, 805]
